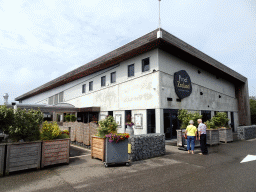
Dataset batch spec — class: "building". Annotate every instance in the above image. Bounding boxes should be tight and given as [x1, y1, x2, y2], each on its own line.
[15, 28, 250, 139]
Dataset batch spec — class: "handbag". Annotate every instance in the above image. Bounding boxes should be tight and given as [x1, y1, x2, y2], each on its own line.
[184, 133, 187, 139]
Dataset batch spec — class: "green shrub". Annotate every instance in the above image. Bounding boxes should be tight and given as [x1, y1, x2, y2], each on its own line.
[40, 121, 61, 140]
[97, 115, 118, 138]
[205, 120, 216, 129]
[57, 133, 69, 139]
[178, 109, 202, 128]
[65, 114, 71, 122]
[70, 115, 77, 122]
[211, 112, 229, 127]
[7, 108, 44, 142]
[0, 105, 15, 134]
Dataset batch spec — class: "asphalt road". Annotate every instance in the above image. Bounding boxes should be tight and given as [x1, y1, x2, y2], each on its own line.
[1, 140, 256, 192]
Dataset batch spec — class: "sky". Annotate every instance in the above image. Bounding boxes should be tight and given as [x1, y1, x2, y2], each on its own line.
[0, 0, 255, 104]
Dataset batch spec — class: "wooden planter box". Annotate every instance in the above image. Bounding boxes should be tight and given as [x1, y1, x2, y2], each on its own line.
[41, 139, 70, 168]
[105, 138, 129, 167]
[91, 136, 105, 161]
[176, 130, 200, 147]
[0, 144, 6, 177]
[219, 128, 233, 143]
[206, 129, 219, 146]
[5, 141, 42, 175]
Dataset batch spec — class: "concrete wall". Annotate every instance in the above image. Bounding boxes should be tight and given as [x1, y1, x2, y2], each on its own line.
[160, 72, 238, 112]
[159, 49, 236, 98]
[158, 49, 239, 131]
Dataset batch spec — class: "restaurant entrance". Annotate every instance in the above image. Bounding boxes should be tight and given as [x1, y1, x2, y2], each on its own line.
[164, 109, 180, 140]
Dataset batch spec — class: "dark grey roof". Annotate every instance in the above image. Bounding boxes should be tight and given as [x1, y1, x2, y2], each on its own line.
[15, 28, 247, 101]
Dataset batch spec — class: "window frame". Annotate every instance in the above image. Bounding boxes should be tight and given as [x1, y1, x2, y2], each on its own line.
[101, 76, 106, 87]
[111, 72, 116, 83]
[54, 94, 58, 105]
[128, 64, 135, 77]
[142, 57, 150, 72]
[59, 92, 64, 102]
[89, 81, 93, 91]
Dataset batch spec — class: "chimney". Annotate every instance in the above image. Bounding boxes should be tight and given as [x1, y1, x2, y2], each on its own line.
[3, 93, 9, 105]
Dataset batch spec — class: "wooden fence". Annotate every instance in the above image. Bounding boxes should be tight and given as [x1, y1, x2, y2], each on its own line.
[63, 122, 98, 146]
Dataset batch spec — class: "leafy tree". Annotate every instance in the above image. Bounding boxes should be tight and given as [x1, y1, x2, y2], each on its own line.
[0, 105, 15, 134]
[178, 109, 202, 128]
[70, 114, 77, 122]
[65, 114, 71, 122]
[250, 99, 256, 116]
[8, 108, 44, 141]
[211, 112, 229, 127]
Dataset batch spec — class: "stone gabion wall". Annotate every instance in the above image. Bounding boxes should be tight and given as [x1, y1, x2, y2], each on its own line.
[128, 134, 165, 161]
[237, 125, 256, 140]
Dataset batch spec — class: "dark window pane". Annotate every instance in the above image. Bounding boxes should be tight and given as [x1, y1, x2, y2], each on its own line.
[48, 96, 53, 105]
[128, 64, 134, 77]
[101, 76, 106, 87]
[82, 84, 86, 93]
[142, 57, 150, 72]
[59, 92, 64, 102]
[111, 72, 116, 83]
[89, 81, 93, 91]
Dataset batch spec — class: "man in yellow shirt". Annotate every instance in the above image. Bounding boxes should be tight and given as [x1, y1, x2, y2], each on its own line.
[185, 120, 198, 154]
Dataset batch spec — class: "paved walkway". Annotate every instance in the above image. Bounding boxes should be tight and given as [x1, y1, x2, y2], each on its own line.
[1, 140, 255, 191]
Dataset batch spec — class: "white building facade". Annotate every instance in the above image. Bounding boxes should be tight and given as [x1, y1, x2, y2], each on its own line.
[16, 29, 250, 139]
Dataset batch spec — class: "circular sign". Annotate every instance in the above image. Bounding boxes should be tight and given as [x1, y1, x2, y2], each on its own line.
[173, 70, 192, 99]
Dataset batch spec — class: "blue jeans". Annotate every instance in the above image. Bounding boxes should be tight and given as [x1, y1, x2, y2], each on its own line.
[187, 136, 195, 151]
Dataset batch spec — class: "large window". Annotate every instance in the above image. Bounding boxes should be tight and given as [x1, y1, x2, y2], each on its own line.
[48, 92, 63, 105]
[101, 76, 106, 87]
[111, 72, 116, 83]
[82, 84, 86, 93]
[128, 64, 134, 77]
[89, 81, 93, 91]
[142, 57, 150, 72]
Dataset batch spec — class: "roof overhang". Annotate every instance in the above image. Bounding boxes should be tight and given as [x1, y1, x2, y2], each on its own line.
[4, 104, 100, 113]
[15, 28, 247, 101]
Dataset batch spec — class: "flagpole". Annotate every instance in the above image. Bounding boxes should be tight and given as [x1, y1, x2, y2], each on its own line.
[157, 0, 162, 38]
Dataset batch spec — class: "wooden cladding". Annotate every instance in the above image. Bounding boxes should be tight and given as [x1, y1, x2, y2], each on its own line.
[0, 144, 5, 177]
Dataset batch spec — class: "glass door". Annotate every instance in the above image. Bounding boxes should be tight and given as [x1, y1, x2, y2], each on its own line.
[164, 109, 180, 140]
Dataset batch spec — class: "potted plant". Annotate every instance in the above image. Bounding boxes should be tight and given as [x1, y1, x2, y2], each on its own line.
[177, 109, 202, 147]
[205, 120, 219, 146]
[40, 121, 70, 168]
[4, 107, 44, 175]
[91, 115, 117, 161]
[104, 133, 130, 167]
[212, 112, 232, 143]
[125, 114, 134, 136]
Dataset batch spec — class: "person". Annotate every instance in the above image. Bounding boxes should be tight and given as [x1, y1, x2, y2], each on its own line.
[184, 120, 197, 154]
[197, 119, 208, 155]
